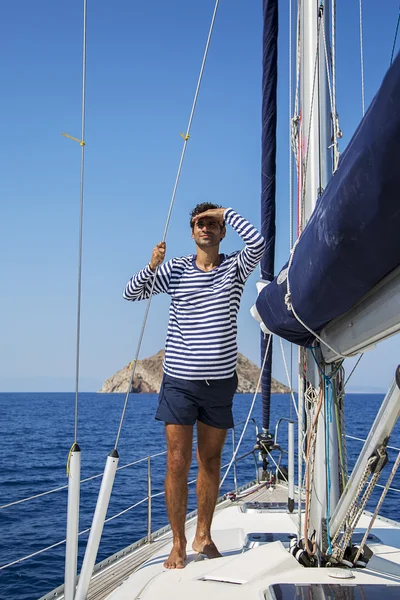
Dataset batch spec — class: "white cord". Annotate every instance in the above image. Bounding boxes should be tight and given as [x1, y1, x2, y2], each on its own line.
[284, 240, 348, 359]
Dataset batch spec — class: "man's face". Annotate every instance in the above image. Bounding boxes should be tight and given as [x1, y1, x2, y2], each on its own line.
[191, 218, 226, 248]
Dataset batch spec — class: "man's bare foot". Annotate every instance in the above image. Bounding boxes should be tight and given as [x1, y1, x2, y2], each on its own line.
[164, 541, 187, 569]
[192, 536, 222, 559]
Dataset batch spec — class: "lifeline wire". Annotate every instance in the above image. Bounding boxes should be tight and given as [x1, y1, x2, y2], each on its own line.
[0, 453, 167, 511]
[114, 0, 221, 450]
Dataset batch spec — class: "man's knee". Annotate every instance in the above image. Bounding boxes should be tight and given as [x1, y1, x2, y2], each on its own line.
[167, 449, 191, 475]
[197, 450, 222, 473]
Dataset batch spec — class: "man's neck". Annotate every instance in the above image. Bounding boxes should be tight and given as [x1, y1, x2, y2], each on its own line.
[195, 247, 221, 272]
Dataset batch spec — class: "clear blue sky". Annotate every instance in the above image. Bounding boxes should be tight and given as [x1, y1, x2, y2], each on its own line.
[1, 1, 399, 393]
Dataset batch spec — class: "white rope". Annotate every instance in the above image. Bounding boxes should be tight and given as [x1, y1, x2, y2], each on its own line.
[219, 334, 272, 489]
[284, 239, 347, 359]
[114, 0, 221, 449]
[359, 0, 365, 116]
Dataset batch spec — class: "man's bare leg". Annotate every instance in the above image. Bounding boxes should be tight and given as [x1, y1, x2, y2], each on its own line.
[192, 421, 227, 558]
[164, 423, 193, 568]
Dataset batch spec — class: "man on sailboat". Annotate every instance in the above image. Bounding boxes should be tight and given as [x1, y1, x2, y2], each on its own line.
[124, 203, 265, 568]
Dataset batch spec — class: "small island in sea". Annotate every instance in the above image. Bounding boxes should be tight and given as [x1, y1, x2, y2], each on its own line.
[98, 349, 290, 394]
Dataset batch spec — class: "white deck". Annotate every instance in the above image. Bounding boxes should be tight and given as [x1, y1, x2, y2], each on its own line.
[74, 482, 400, 600]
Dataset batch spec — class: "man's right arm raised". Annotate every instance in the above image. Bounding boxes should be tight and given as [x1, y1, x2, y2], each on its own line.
[123, 242, 173, 301]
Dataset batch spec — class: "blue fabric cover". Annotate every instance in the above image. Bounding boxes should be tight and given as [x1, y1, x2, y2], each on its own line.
[256, 52, 400, 347]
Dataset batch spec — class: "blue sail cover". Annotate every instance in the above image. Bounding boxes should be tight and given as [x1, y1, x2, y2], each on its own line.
[256, 52, 400, 347]
[260, 0, 278, 430]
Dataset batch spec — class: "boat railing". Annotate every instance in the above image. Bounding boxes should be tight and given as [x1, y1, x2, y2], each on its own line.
[0, 417, 260, 571]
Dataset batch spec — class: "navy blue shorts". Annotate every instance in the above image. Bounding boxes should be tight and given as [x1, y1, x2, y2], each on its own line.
[155, 372, 238, 429]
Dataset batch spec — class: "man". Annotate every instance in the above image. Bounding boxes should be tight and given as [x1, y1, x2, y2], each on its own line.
[123, 203, 265, 569]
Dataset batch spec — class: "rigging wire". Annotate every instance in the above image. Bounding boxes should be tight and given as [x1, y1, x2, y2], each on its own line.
[321, 15, 340, 171]
[344, 353, 363, 387]
[62, 0, 88, 444]
[390, 4, 400, 65]
[219, 334, 272, 489]
[359, 0, 365, 116]
[301, 9, 323, 212]
[113, 0, 221, 450]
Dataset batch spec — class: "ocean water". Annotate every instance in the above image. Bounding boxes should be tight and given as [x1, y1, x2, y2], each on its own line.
[1, 392, 400, 600]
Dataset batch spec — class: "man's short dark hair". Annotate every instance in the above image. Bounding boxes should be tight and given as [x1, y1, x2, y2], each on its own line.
[190, 202, 223, 228]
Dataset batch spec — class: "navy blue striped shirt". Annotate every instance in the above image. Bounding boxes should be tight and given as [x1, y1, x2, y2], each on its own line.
[123, 209, 265, 380]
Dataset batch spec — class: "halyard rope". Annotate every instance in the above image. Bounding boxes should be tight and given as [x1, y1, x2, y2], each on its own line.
[114, 0, 221, 450]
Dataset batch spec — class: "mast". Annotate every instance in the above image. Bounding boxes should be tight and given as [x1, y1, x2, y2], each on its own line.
[298, 0, 340, 554]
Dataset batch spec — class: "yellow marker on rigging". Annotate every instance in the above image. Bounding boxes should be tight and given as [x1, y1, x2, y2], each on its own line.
[61, 132, 85, 146]
[180, 132, 190, 141]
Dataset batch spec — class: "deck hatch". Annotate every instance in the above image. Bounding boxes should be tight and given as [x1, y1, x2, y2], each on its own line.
[241, 501, 289, 512]
[244, 532, 296, 549]
[267, 584, 400, 599]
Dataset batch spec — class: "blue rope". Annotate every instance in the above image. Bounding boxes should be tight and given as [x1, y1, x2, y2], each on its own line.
[309, 346, 338, 554]
[325, 376, 333, 554]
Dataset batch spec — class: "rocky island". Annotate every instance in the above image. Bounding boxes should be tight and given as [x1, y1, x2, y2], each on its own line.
[99, 350, 290, 394]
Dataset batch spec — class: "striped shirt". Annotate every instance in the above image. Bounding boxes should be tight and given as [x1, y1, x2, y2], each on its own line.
[123, 208, 265, 380]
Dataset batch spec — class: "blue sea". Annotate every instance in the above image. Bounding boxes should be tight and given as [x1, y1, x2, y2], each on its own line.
[1, 392, 400, 600]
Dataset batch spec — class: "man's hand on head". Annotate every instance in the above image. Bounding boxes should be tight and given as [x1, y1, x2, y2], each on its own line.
[149, 242, 166, 271]
[191, 208, 226, 227]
